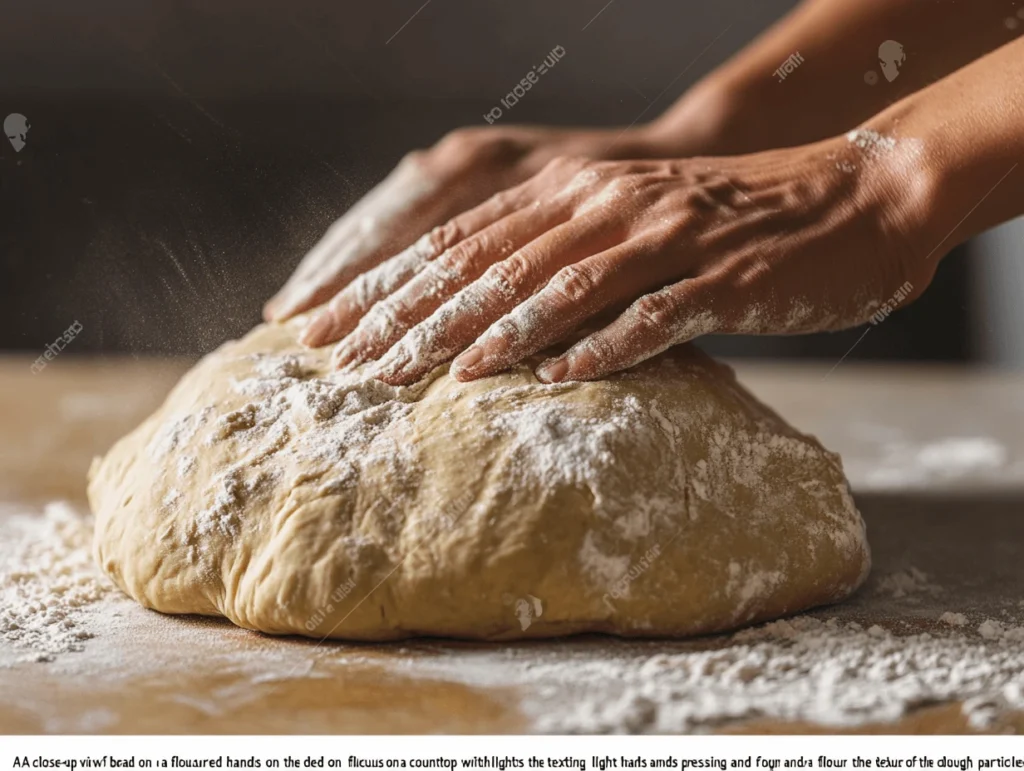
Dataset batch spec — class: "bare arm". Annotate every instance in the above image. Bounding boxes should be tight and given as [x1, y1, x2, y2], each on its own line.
[270, 0, 1021, 322]
[649, 0, 1022, 155]
[302, 36, 1024, 384]
[869, 36, 1024, 250]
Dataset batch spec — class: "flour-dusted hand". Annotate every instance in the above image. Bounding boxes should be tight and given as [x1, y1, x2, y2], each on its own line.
[299, 32, 1024, 385]
[305, 131, 936, 385]
[265, 125, 657, 323]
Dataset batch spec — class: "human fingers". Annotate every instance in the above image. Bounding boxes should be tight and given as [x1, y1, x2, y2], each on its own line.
[300, 184, 535, 348]
[298, 235, 433, 347]
[368, 210, 624, 385]
[264, 157, 435, 322]
[330, 202, 570, 369]
[450, 238, 681, 381]
[535, 276, 724, 383]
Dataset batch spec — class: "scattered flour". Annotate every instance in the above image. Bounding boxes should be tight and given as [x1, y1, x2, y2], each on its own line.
[0, 501, 110, 664]
[862, 437, 1009, 489]
[481, 394, 632, 497]
[378, 611, 1024, 733]
[977, 619, 1024, 642]
[940, 612, 969, 627]
[368, 267, 505, 381]
[874, 567, 941, 599]
[272, 158, 436, 318]
[841, 129, 923, 176]
[346, 233, 434, 310]
[846, 129, 898, 157]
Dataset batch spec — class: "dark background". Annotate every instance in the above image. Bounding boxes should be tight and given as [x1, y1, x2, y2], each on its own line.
[0, 0, 971, 360]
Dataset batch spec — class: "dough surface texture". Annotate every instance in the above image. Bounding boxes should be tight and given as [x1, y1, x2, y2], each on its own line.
[89, 318, 870, 640]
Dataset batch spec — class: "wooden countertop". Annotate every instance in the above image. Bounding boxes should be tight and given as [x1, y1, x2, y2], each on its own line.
[2, 355, 1023, 734]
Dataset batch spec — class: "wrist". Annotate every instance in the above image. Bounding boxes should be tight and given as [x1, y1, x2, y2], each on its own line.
[837, 105, 945, 266]
[850, 41, 1024, 258]
[643, 75, 750, 157]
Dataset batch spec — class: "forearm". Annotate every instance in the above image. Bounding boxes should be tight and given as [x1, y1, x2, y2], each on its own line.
[863, 37, 1024, 254]
[644, 0, 1021, 155]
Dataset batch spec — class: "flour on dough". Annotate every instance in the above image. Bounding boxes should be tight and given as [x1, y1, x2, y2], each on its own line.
[89, 317, 870, 640]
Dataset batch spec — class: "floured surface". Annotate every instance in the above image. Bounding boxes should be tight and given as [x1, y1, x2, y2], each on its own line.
[2, 496, 1023, 734]
[739, 364, 1024, 494]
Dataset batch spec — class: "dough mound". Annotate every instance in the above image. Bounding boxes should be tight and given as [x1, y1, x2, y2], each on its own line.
[89, 318, 870, 640]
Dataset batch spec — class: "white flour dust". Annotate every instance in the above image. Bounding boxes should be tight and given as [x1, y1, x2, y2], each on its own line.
[217, 347, 860, 605]
[387, 611, 1024, 733]
[154, 352, 434, 563]
[846, 129, 898, 157]
[273, 159, 436, 317]
[862, 437, 1009, 488]
[874, 566, 941, 599]
[347, 233, 435, 311]
[372, 565, 1024, 732]
[0, 501, 111, 663]
[836, 129, 923, 175]
[368, 267, 507, 380]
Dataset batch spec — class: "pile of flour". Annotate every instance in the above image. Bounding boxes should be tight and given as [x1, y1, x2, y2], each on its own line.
[0, 501, 111, 663]
[387, 607, 1024, 733]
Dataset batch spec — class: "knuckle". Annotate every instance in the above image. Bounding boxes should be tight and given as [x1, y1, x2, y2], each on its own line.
[632, 290, 680, 330]
[726, 254, 771, 292]
[484, 255, 532, 298]
[587, 161, 623, 182]
[427, 220, 465, 254]
[604, 172, 652, 201]
[549, 264, 598, 304]
[681, 185, 723, 212]
[486, 187, 518, 214]
[561, 164, 635, 208]
[435, 238, 481, 280]
[574, 333, 617, 364]
[548, 160, 611, 204]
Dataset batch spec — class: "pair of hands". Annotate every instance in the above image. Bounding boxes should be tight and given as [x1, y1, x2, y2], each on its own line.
[266, 124, 934, 386]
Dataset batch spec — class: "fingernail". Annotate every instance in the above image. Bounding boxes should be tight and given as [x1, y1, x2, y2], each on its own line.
[452, 346, 484, 377]
[299, 312, 334, 348]
[536, 358, 569, 383]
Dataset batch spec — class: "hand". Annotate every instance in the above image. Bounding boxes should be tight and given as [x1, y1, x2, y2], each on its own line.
[303, 132, 938, 385]
[263, 125, 656, 322]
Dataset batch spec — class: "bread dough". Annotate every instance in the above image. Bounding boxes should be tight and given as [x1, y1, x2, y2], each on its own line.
[89, 317, 870, 640]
